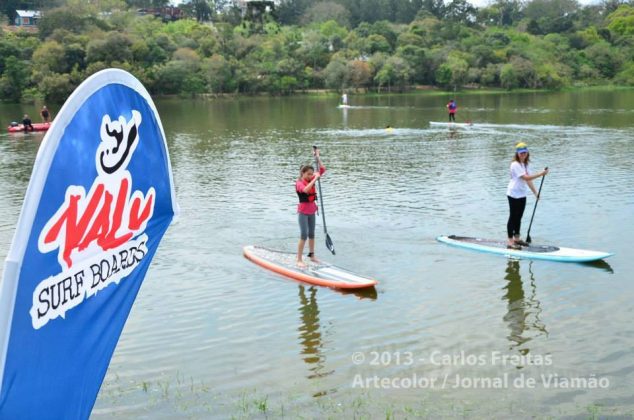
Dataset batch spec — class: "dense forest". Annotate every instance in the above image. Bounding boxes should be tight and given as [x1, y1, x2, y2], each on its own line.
[1, 0, 634, 102]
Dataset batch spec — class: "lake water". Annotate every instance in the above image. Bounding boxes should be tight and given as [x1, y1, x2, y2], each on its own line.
[1, 90, 633, 418]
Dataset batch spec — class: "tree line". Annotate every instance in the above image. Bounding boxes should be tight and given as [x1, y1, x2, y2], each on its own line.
[1, 0, 634, 102]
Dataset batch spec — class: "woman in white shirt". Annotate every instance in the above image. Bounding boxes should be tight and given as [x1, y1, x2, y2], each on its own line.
[507, 142, 548, 248]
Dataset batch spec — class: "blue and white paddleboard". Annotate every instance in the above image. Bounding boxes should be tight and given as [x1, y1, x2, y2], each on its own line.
[437, 235, 613, 263]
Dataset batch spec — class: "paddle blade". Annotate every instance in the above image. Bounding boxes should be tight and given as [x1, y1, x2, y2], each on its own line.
[526, 234, 532, 244]
[325, 233, 335, 255]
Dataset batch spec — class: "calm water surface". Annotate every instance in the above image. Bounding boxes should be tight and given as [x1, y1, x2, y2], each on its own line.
[1, 90, 633, 417]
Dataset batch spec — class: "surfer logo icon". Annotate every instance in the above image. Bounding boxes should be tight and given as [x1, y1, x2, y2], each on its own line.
[98, 110, 141, 175]
[32, 110, 155, 329]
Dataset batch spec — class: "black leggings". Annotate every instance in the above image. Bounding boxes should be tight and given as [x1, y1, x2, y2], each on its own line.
[507, 196, 526, 238]
[449, 113, 456, 122]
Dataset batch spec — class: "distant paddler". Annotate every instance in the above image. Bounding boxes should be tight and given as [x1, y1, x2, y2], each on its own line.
[446, 99, 457, 122]
[341, 92, 348, 106]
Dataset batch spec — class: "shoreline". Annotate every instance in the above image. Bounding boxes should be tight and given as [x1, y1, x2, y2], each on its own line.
[153, 84, 634, 101]
[3, 84, 633, 105]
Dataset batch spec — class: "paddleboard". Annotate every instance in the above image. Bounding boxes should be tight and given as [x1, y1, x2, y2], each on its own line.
[243, 245, 378, 289]
[337, 104, 351, 109]
[7, 122, 51, 133]
[437, 235, 613, 263]
[429, 121, 473, 128]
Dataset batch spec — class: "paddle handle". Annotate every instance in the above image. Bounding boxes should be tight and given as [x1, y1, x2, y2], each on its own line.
[313, 145, 328, 233]
[526, 166, 548, 243]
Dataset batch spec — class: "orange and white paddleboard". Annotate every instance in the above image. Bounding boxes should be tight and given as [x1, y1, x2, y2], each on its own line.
[243, 245, 378, 289]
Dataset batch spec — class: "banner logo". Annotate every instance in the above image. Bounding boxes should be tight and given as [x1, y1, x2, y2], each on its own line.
[32, 110, 155, 329]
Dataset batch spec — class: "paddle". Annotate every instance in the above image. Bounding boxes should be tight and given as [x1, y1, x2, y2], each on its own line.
[313, 145, 335, 255]
[526, 167, 548, 244]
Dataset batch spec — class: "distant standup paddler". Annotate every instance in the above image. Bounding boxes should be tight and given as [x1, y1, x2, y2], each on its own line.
[40, 105, 51, 123]
[446, 99, 457, 122]
[22, 114, 34, 133]
[506, 142, 548, 249]
[296, 148, 326, 267]
[341, 92, 348, 106]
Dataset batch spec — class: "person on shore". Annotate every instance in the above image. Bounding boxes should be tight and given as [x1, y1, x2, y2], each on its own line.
[341, 92, 348, 106]
[296, 148, 326, 267]
[22, 114, 34, 133]
[40, 106, 51, 123]
[506, 142, 548, 248]
[447, 99, 457, 122]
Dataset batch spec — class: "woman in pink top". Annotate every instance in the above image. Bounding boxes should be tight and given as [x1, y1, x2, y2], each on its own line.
[296, 148, 326, 267]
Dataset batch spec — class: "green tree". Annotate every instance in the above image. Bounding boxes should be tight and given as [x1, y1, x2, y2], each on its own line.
[274, 75, 299, 94]
[0, 56, 29, 102]
[365, 34, 391, 54]
[202, 54, 234, 92]
[614, 61, 634, 85]
[38, 9, 90, 39]
[277, 0, 312, 25]
[508, 56, 537, 87]
[500, 62, 518, 88]
[324, 57, 347, 89]
[189, 0, 214, 22]
[320, 20, 349, 51]
[155, 60, 202, 94]
[437, 54, 469, 88]
[583, 41, 622, 78]
[32, 41, 67, 74]
[419, 0, 447, 20]
[38, 73, 74, 103]
[301, 2, 350, 27]
[478, 0, 522, 26]
[0, 41, 20, 76]
[298, 30, 329, 68]
[535, 62, 566, 88]
[606, 4, 634, 37]
[481, 63, 501, 86]
[374, 56, 412, 91]
[445, 0, 477, 24]
[408, 17, 442, 47]
[86, 32, 134, 65]
[524, 0, 579, 34]
[396, 43, 427, 83]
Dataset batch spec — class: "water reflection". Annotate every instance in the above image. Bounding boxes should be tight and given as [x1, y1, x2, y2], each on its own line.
[336, 286, 378, 300]
[502, 261, 548, 352]
[341, 107, 348, 129]
[581, 259, 614, 273]
[297, 285, 333, 380]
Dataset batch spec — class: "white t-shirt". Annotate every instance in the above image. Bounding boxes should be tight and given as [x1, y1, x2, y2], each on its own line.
[507, 161, 531, 198]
